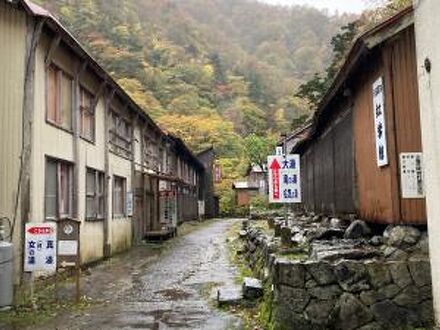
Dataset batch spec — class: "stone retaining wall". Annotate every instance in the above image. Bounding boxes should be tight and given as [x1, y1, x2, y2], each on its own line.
[244, 226, 434, 330]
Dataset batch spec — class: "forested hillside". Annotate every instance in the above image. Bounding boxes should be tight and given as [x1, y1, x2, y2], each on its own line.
[35, 0, 352, 146]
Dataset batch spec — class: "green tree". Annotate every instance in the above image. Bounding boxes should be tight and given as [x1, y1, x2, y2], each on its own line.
[243, 134, 277, 170]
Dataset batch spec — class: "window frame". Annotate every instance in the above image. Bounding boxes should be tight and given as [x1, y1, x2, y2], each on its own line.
[46, 63, 74, 132]
[85, 167, 105, 221]
[44, 157, 74, 221]
[109, 109, 132, 158]
[112, 175, 126, 218]
[79, 85, 96, 143]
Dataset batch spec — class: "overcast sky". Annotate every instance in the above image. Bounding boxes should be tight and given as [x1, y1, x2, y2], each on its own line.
[257, 0, 379, 14]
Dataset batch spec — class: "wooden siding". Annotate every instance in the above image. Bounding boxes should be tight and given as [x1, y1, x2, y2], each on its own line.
[354, 26, 425, 224]
[0, 2, 27, 282]
[300, 111, 356, 216]
[389, 26, 426, 224]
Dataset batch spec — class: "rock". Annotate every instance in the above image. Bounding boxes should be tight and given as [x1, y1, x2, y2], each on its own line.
[383, 225, 394, 239]
[291, 232, 306, 246]
[334, 261, 371, 293]
[416, 299, 435, 326]
[387, 226, 421, 249]
[408, 260, 431, 287]
[275, 260, 305, 287]
[275, 285, 310, 313]
[370, 300, 417, 328]
[239, 230, 248, 238]
[389, 262, 413, 288]
[315, 228, 345, 240]
[309, 284, 342, 300]
[416, 232, 429, 255]
[359, 290, 385, 306]
[280, 226, 292, 245]
[393, 286, 425, 306]
[267, 218, 275, 229]
[217, 287, 243, 306]
[330, 218, 348, 229]
[383, 246, 408, 260]
[365, 261, 392, 289]
[344, 220, 372, 239]
[381, 284, 401, 299]
[242, 277, 263, 299]
[305, 261, 336, 285]
[274, 222, 282, 237]
[369, 236, 383, 246]
[317, 248, 380, 262]
[304, 299, 336, 325]
[358, 322, 384, 330]
[335, 293, 373, 330]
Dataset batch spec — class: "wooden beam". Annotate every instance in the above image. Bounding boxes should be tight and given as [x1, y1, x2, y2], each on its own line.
[45, 34, 61, 68]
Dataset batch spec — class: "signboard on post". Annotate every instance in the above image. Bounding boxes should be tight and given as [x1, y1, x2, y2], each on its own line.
[24, 223, 57, 272]
[372, 77, 389, 167]
[400, 152, 424, 199]
[57, 219, 80, 269]
[267, 155, 301, 204]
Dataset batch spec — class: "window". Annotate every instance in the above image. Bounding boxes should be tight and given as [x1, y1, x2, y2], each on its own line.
[86, 168, 105, 220]
[47, 64, 73, 130]
[80, 87, 95, 142]
[109, 111, 132, 158]
[45, 158, 73, 220]
[113, 176, 126, 217]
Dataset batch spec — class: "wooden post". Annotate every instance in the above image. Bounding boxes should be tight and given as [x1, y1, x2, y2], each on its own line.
[20, 17, 46, 297]
[103, 88, 115, 258]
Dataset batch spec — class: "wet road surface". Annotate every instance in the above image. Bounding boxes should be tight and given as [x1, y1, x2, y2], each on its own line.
[36, 219, 244, 330]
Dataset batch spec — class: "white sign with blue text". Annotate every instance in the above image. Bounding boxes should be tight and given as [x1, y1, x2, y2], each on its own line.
[372, 77, 389, 167]
[24, 223, 57, 272]
[267, 154, 301, 204]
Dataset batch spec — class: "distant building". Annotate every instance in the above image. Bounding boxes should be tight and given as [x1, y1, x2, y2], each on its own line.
[197, 147, 218, 218]
[232, 182, 260, 207]
[246, 164, 267, 195]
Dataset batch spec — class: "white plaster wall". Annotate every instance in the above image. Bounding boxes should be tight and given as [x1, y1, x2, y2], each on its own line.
[109, 153, 133, 253]
[414, 0, 440, 323]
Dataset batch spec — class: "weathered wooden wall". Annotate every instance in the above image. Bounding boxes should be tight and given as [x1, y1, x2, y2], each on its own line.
[354, 26, 425, 224]
[300, 111, 356, 216]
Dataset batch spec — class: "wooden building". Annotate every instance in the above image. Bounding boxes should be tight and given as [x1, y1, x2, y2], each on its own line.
[232, 182, 260, 207]
[0, 0, 207, 284]
[294, 7, 426, 225]
[197, 147, 218, 219]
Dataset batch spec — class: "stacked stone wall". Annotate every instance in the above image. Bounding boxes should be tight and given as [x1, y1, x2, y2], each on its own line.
[244, 226, 433, 330]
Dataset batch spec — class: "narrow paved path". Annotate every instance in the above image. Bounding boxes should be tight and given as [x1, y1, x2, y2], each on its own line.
[36, 219, 244, 330]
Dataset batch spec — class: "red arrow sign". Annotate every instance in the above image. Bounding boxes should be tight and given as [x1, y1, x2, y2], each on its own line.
[27, 226, 54, 235]
[270, 158, 281, 200]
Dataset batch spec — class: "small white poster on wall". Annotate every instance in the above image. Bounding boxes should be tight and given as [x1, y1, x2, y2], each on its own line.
[400, 152, 424, 199]
[372, 77, 389, 167]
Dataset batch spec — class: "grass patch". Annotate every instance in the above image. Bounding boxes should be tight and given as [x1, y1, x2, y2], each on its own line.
[223, 220, 277, 330]
[0, 277, 95, 329]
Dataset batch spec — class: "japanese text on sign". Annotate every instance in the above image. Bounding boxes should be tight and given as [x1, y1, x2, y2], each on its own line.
[24, 223, 57, 272]
[267, 155, 301, 204]
[372, 77, 388, 167]
[400, 152, 425, 199]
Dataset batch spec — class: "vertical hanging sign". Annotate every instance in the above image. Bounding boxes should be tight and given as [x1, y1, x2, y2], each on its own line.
[372, 77, 388, 167]
[267, 155, 301, 204]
